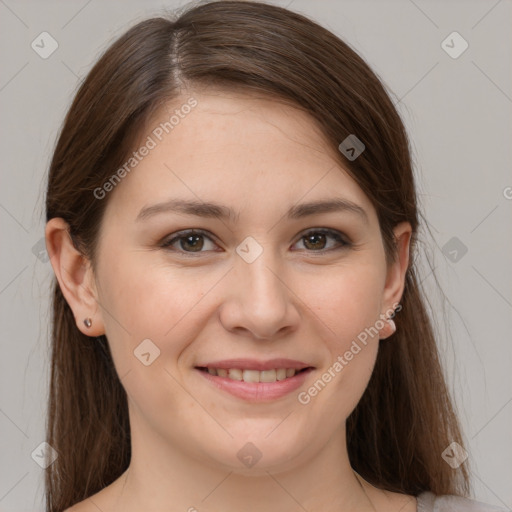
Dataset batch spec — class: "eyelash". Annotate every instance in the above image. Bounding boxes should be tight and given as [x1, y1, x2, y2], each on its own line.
[160, 228, 351, 256]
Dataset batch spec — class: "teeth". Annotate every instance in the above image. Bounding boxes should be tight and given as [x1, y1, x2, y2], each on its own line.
[205, 367, 300, 382]
[259, 370, 276, 383]
[276, 368, 287, 381]
[228, 369, 243, 381]
[243, 369, 260, 383]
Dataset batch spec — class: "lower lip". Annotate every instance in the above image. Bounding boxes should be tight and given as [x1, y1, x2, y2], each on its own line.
[196, 368, 313, 402]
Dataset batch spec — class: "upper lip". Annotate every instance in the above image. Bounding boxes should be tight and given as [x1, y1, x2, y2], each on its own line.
[195, 358, 313, 371]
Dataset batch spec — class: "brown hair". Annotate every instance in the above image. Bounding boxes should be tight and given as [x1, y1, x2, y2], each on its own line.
[45, 1, 470, 510]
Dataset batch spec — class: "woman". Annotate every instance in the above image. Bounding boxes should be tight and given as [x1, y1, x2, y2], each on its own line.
[43, 1, 505, 511]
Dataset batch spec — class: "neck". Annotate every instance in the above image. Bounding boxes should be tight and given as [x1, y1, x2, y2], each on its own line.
[106, 419, 380, 512]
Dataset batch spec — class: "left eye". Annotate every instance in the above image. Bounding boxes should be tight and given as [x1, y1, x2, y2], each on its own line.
[293, 229, 348, 252]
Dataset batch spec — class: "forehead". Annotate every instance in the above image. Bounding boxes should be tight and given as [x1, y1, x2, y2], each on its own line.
[102, 89, 375, 222]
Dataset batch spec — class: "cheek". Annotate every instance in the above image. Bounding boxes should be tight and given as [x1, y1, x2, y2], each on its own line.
[301, 262, 384, 346]
[95, 247, 223, 382]
[295, 264, 383, 415]
[94, 252, 211, 431]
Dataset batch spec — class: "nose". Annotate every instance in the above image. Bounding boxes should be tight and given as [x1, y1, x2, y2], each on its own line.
[218, 250, 301, 340]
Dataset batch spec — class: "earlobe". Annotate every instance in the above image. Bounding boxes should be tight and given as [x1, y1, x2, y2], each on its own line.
[379, 318, 396, 340]
[45, 218, 105, 336]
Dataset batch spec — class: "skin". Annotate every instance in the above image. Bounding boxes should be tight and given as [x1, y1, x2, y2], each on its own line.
[47, 89, 415, 512]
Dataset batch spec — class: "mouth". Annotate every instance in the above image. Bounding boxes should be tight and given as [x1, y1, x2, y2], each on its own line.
[196, 366, 311, 383]
[194, 359, 314, 402]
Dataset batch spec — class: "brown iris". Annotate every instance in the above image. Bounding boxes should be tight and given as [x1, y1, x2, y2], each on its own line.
[180, 234, 204, 252]
[302, 233, 327, 251]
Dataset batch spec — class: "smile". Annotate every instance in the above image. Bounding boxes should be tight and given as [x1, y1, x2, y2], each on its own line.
[195, 359, 314, 402]
[197, 367, 308, 383]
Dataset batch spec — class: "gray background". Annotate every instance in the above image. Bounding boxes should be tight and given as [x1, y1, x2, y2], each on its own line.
[0, 0, 511, 510]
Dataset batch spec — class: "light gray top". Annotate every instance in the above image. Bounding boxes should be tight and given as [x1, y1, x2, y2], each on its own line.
[416, 492, 508, 511]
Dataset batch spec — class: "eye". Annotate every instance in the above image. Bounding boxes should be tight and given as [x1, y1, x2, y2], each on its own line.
[161, 229, 218, 254]
[160, 227, 350, 256]
[292, 228, 349, 252]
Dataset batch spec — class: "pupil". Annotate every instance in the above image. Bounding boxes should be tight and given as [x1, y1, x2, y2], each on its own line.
[182, 235, 203, 251]
[304, 233, 325, 250]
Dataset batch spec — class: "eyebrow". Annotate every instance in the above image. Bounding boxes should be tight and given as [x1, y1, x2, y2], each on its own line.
[136, 197, 368, 224]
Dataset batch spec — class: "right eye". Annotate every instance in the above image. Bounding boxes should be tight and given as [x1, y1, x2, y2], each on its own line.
[160, 229, 220, 255]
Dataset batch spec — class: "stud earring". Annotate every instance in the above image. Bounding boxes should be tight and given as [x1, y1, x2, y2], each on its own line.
[83, 318, 92, 328]
[379, 317, 397, 340]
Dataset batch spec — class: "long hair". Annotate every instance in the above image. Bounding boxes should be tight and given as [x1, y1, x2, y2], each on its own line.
[44, 1, 470, 510]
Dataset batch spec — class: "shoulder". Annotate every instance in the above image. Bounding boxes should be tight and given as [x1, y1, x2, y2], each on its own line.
[62, 470, 127, 512]
[62, 491, 112, 512]
[63, 502, 97, 512]
[417, 491, 508, 512]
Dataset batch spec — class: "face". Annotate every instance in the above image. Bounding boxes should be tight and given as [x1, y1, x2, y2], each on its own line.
[87, 89, 407, 474]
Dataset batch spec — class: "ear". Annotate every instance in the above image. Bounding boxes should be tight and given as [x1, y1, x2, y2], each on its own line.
[379, 221, 412, 339]
[45, 218, 105, 337]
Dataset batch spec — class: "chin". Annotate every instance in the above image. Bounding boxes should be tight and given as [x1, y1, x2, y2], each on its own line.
[198, 433, 310, 475]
